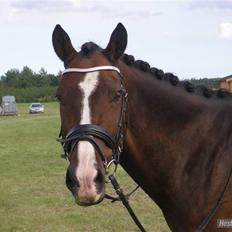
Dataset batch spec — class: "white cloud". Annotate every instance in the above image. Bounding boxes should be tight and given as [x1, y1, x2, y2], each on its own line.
[220, 23, 232, 38]
[10, 0, 75, 12]
[9, 0, 162, 19]
[185, 1, 232, 11]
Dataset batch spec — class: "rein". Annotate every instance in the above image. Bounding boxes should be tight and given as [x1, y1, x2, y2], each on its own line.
[197, 166, 232, 231]
[57, 66, 146, 232]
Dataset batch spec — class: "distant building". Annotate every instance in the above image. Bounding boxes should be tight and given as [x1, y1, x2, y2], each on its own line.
[219, 75, 232, 92]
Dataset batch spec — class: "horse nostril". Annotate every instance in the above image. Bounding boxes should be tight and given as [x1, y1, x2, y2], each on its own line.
[95, 170, 104, 184]
[94, 170, 105, 194]
[66, 168, 79, 192]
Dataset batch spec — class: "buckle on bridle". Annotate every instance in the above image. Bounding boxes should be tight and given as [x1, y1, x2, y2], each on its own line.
[105, 159, 118, 179]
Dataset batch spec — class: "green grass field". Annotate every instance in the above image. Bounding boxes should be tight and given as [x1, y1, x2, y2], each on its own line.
[0, 102, 170, 232]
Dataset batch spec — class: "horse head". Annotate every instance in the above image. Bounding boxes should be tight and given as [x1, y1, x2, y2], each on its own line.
[52, 23, 128, 206]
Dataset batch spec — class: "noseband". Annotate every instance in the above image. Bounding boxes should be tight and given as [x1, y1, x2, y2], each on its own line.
[57, 66, 128, 166]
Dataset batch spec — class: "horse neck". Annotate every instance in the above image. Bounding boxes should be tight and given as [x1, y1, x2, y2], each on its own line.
[119, 64, 205, 190]
[118, 63, 232, 230]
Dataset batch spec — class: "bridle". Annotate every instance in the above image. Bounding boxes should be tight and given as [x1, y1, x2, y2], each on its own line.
[57, 65, 147, 232]
[57, 65, 128, 168]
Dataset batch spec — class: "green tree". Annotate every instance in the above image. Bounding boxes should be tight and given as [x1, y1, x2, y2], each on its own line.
[1, 69, 20, 87]
[18, 66, 35, 88]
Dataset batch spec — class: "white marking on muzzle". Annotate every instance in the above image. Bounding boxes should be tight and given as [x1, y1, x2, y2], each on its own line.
[76, 72, 100, 201]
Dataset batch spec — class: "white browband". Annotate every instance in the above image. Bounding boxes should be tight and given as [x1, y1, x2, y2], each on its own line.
[62, 66, 120, 75]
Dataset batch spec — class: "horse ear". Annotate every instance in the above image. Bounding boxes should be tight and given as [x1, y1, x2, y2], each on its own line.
[104, 23, 127, 62]
[52, 24, 76, 65]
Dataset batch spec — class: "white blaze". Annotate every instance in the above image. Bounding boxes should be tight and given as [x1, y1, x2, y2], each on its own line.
[76, 72, 99, 198]
[79, 72, 99, 125]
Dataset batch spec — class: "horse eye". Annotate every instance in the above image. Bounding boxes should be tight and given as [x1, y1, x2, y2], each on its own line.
[112, 90, 121, 102]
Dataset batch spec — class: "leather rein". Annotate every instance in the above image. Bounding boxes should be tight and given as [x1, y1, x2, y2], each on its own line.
[57, 66, 146, 232]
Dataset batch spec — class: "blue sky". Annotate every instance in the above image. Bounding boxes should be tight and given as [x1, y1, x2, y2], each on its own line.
[1, 0, 232, 79]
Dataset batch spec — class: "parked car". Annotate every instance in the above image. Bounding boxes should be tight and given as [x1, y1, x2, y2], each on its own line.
[29, 103, 44, 113]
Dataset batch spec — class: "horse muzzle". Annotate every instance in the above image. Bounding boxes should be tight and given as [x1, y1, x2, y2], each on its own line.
[66, 167, 105, 206]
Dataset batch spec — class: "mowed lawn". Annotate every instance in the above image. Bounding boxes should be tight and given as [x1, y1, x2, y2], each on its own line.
[0, 102, 170, 232]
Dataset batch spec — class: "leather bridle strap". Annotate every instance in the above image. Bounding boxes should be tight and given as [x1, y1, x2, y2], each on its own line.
[58, 124, 116, 164]
[59, 65, 127, 164]
[62, 66, 120, 75]
[109, 175, 146, 232]
[197, 166, 232, 231]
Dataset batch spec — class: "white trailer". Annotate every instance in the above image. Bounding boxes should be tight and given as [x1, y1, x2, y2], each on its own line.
[0, 96, 17, 115]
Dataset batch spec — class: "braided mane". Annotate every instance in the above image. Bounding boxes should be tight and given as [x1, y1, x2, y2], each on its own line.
[122, 54, 230, 99]
[80, 42, 230, 99]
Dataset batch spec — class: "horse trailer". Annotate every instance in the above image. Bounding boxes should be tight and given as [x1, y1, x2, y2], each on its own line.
[0, 96, 18, 115]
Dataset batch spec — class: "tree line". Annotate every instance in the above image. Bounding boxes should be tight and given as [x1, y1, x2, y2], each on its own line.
[187, 77, 220, 90]
[0, 66, 221, 103]
[0, 66, 61, 102]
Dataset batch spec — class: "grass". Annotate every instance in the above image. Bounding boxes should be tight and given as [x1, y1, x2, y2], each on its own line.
[0, 102, 170, 232]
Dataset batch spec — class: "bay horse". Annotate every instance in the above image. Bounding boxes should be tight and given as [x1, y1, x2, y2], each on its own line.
[52, 23, 232, 232]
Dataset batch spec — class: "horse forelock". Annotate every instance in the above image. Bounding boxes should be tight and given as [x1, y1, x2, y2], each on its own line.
[81, 42, 101, 56]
